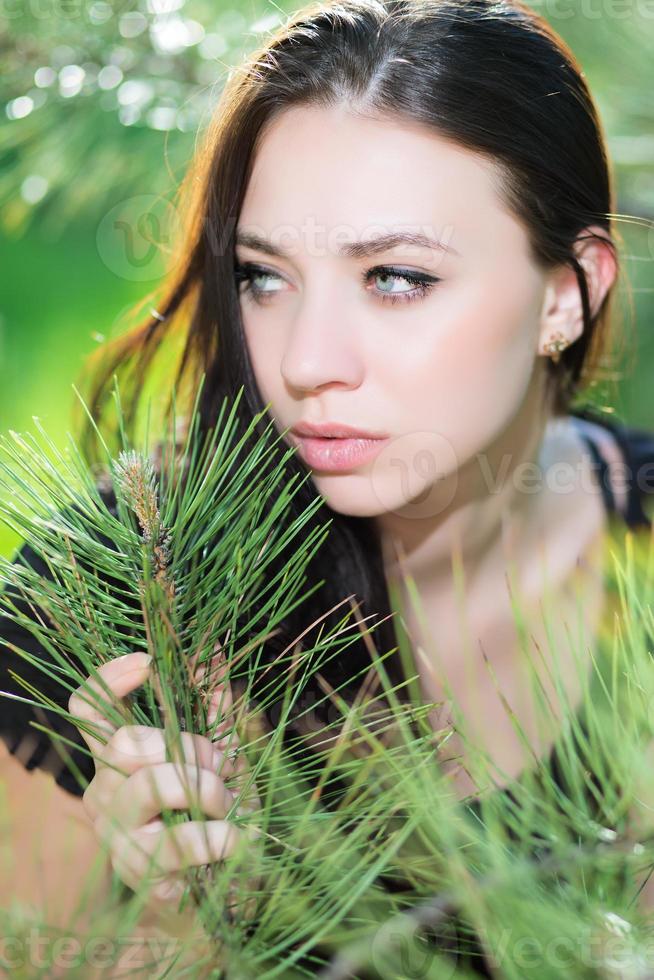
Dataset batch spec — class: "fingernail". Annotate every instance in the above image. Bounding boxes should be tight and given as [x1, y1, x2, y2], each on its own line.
[140, 817, 164, 834]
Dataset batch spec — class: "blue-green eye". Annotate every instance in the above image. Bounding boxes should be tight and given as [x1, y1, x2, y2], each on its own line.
[234, 262, 440, 306]
[364, 266, 441, 305]
[234, 263, 283, 298]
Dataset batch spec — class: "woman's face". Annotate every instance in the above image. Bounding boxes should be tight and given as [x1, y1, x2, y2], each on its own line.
[235, 103, 552, 521]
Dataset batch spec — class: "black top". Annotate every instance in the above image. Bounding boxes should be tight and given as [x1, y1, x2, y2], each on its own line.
[1, 407, 653, 974]
[568, 406, 654, 528]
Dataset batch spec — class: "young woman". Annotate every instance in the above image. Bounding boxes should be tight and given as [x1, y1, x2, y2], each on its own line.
[2, 0, 654, 972]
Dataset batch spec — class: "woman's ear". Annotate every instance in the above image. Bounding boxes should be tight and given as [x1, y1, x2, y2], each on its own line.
[574, 223, 619, 319]
[537, 224, 618, 356]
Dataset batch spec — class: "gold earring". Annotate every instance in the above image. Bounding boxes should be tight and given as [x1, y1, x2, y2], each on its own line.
[543, 331, 570, 364]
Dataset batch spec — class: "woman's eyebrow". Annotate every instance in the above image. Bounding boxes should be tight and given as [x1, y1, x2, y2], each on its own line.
[234, 230, 461, 259]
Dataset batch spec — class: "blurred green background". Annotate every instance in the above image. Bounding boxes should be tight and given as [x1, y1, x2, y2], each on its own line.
[0, 0, 653, 558]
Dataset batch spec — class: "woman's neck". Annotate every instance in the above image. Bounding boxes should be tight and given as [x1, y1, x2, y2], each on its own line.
[381, 411, 610, 796]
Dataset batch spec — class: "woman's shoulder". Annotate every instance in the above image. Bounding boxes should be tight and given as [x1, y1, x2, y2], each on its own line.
[568, 405, 654, 529]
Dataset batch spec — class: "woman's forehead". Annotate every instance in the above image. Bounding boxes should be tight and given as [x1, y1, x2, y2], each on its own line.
[238, 105, 522, 261]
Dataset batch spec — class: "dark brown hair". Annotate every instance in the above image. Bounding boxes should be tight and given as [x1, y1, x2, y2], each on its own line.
[75, 0, 626, 739]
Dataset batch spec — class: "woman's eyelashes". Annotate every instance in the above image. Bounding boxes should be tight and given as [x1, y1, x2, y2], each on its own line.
[234, 261, 441, 307]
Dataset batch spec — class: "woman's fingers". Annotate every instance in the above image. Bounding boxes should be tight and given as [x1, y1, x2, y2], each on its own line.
[95, 727, 236, 779]
[83, 730, 237, 822]
[109, 819, 242, 895]
[68, 652, 153, 757]
[70, 646, 241, 763]
[82, 766, 125, 823]
[97, 762, 237, 834]
[72, 650, 260, 910]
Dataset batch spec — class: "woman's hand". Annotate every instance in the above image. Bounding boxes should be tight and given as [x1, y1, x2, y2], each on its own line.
[68, 648, 259, 910]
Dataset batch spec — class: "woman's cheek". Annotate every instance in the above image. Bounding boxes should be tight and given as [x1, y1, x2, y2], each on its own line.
[372, 299, 488, 397]
[373, 294, 535, 455]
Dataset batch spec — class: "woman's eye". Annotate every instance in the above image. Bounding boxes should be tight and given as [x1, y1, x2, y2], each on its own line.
[234, 262, 440, 306]
[364, 267, 441, 305]
[234, 263, 284, 299]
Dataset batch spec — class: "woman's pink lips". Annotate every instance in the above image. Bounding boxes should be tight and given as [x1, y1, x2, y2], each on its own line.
[294, 435, 389, 471]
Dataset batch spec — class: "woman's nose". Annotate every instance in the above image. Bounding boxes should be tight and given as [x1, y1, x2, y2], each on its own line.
[280, 297, 364, 393]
